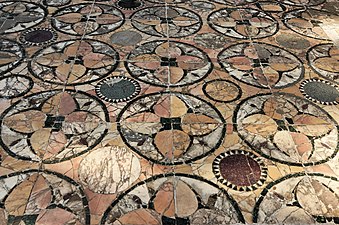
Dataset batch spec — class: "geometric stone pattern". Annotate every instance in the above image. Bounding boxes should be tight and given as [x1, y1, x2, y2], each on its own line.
[0, 0, 338, 224]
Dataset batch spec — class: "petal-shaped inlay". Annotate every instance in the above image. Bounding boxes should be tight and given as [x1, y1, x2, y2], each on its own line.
[182, 113, 219, 136]
[116, 209, 161, 225]
[3, 110, 46, 133]
[168, 67, 185, 84]
[265, 206, 314, 224]
[293, 115, 334, 136]
[263, 97, 298, 120]
[125, 112, 161, 123]
[329, 47, 339, 60]
[177, 55, 206, 70]
[273, 131, 312, 161]
[125, 123, 162, 135]
[83, 53, 114, 68]
[36, 208, 80, 225]
[96, 14, 122, 25]
[154, 130, 191, 159]
[43, 131, 67, 160]
[288, 18, 313, 28]
[155, 42, 182, 58]
[269, 56, 298, 71]
[175, 179, 199, 217]
[242, 114, 278, 137]
[54, 64, 71, 82]
[134, 54, 161, 70]
[244, 45, 259, 59]
[124, 112, 161, 134]
[26, 175, 52, 214]
[81, 5, 102, 14]
[31, 39, 119, 86]
[30, 128, 52, 158]
[235, 93, 338, 166]
[226, 56, 252, 71]
[296, 178, 339, 217]
[42, 92, 77, 116]
[5, 175, 37, 216]
[74, 21, 99, 36]
[154, 95, 187, 118]
[219, 42, 303, 89]
[126, 40, 211, 87]
[0, 52, 18, 65]
[55, 13, 82, 23]
[35, 53, 66, 67]
[170, 95, 188, 117]
[257, 67, 280, 87]
[153, 179, 198, 218]
[63, 41, 81, 56]
[153, 181, 175, 217]
[66, 64, 88, 83]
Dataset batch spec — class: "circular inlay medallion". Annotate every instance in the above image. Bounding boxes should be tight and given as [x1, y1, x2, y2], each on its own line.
[307, 43, 339, 84]
[117, 92, 226, 165]
[234, 93, 338, 166]
[110, 30, 142, 46]
[203, 79, 242, 102]
[20, 28, 57, 46]
[300, 79, 339, 105]
[253, 173, 339, 224]
[95, 76, 141, 103]
[0, 1, 47, 34]
[0, 170, 90, 225]
[101, 174, 245, 224]
[213, 150, 267, 191]
[283, 9, 338, 40]
[131, 6, 202, 38]
[0, 39, 24, 75]
[218, 42, 304, 89]
[29, 39, 119, 86]
[208, 8, 278, 39]
[0, 90, 109, 163]
[52, 3, 124, 36]
[126, 40, 212, 87]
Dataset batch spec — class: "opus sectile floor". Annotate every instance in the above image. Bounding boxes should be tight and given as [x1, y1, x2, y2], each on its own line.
[0, 0, 339, 224]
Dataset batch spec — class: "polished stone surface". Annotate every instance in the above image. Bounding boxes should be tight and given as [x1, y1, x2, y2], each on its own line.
[0, 0, 338, 224]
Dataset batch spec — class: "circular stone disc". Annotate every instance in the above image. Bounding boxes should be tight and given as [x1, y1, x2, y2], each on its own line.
[300, 79, 339, 105]
[20, 28, 57, 46]
[95, 76, 141, 103]
[213, 150, 267, 191]
[111, 30, 142, 46]
[203, 79, 242, 102]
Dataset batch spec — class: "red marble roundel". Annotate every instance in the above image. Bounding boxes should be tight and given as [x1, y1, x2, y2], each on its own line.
[219, 154, 261, 186]
[213, 150, 267, 191]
